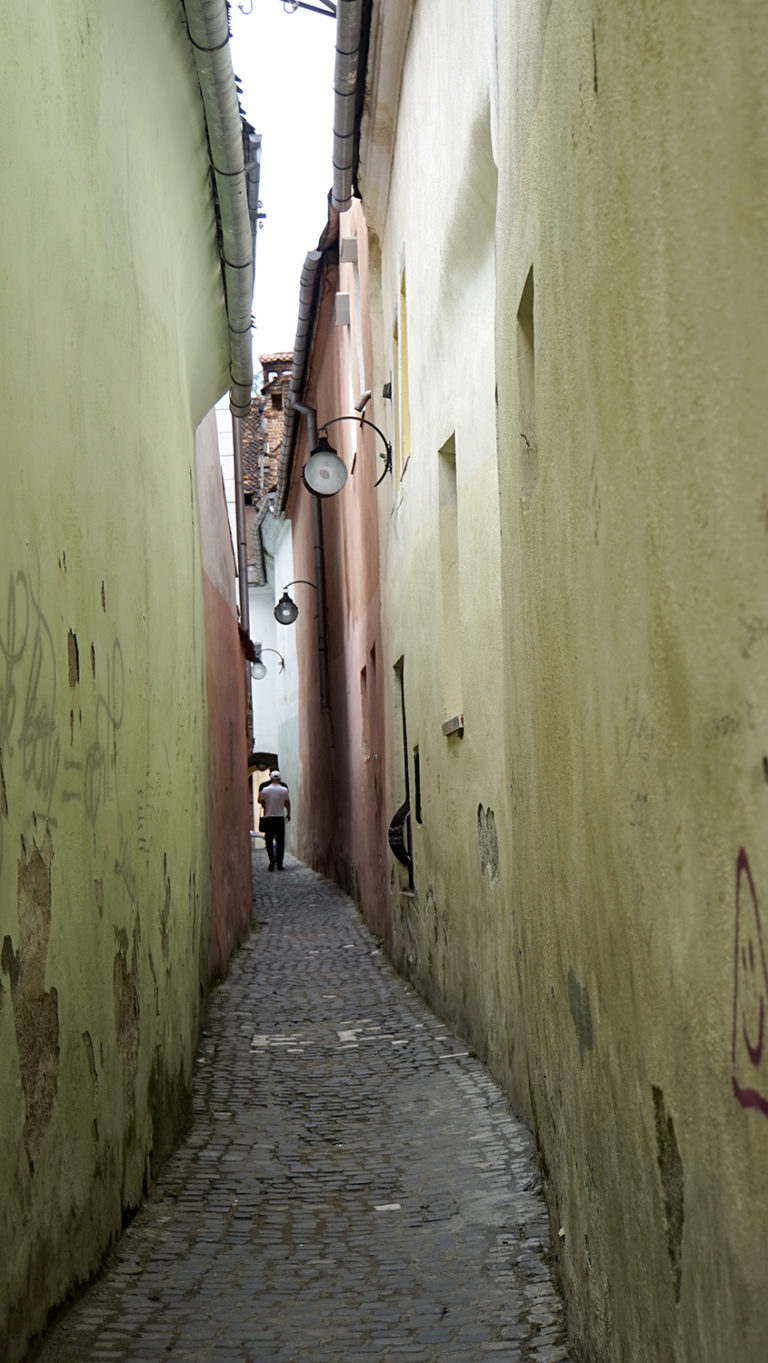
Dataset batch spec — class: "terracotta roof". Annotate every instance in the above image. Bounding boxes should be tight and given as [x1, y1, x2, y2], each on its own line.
[238, 359, 292, 500]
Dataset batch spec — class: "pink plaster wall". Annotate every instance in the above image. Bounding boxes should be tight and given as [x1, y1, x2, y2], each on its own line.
[286, 206, 390, 935]
[203, 572, 253, 979]
[196, 411, 253, 981]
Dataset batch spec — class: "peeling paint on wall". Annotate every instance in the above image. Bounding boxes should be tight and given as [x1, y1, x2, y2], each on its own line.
[82, 1029, 98, 1086]
[0, 749, 7, 879]
[160, 854, 171, 960]
[67, 630, 79, 687]
[1, 832, 59, 1171]
[113, 918, 141, 1119]
[477, 804, 499, 882]
[651, 1085, 685, 1305]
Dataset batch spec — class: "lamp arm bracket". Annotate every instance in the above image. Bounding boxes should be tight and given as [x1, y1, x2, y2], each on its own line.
[255, 647, 285, 672]
[319, 415, 393, 477]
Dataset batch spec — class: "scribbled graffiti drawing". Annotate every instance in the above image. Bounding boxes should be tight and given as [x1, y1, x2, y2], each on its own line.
[84, 640, 125, 827]
[0, 567, 126, 881]
[732, 847, 768, 1117]
[0, 568, 59, 834]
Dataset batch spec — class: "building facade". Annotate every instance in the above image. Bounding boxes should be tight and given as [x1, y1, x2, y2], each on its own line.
[282, 2, 768, 1360]
[0, 3, 254, 1358]
[280, 201, 390, 925]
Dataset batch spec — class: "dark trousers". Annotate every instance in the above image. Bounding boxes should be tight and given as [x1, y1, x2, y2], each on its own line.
[263, 817, 286, 868]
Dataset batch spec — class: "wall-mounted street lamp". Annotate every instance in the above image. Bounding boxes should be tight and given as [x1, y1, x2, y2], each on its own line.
[281, 0, 336, 15]
[302, 415, 393, 498]
[238, 1, 336, 16]
[274, 580, 317, 625]
[251, 647, 285, 680]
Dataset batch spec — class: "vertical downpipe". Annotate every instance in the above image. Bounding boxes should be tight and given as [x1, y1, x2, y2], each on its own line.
[293, 402, 330, 711]
[311, 495, 330, 711]
[232, 414, 253, 744]
[233, 414, 249, 635]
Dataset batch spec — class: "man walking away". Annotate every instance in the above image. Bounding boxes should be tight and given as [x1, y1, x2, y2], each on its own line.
[258, 769, 291, 871]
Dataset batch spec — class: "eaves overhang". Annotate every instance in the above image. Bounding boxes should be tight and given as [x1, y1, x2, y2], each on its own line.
[183, 0, 257, 417]
[355, 0, 415, 240]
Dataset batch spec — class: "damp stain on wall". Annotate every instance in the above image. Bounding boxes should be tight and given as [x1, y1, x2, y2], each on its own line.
[568, 968, 594, 1063]
[0, 750, 7, 878]
[652, 1084, 685, 1304]
[1, 832, 60, 1170]
[113, 917, 141, 1119]
[160, 855, 171, 960]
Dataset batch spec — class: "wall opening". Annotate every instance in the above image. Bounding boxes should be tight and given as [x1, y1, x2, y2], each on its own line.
[360, 663, 369, 761]
[390, 656, 414, 888]
[439, 434, 462, 719]
[393, 264, 411, 484]
[518, 265, 538, 510]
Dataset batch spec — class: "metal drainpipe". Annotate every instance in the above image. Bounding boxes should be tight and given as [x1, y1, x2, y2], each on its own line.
[232, 413, 254, 754]
[311, 496, 330, 712]
[183, 0, 255, 416]
[292, 402, 330, 711]
[332, 0, 365, 213]
[232, 415, 249, 636]
[276, 250, 324, 510]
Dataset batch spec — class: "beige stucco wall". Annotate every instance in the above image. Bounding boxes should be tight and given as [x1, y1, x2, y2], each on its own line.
[361, 0, 768, 1360]
[360, 2, 522, 1083]
[494, 2, 768, 1359]
[0, 3, 233, 1358]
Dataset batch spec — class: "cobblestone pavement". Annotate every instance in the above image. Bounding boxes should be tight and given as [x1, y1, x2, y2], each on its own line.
[30, 854, 572, 1363]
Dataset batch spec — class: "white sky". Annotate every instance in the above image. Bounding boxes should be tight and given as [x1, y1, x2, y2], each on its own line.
[229, 0, 337, 361]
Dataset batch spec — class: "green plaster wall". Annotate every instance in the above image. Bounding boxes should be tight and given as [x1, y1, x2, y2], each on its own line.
[0, 2, 232, 1358]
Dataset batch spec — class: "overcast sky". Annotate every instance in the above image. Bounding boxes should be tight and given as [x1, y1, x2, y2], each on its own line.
[229, 0, 337, 361]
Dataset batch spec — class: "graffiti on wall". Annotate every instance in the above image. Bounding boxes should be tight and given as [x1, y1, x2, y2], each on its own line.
[0, 567, 124, 876]
[732, 847, 768, 1117]
[0, 569, 60, 829]
[1, 832, 60, 1170]
[84, 639, 125, 827]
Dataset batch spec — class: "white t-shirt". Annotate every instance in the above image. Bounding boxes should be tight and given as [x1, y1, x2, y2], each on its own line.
[260, 782, 289, 818]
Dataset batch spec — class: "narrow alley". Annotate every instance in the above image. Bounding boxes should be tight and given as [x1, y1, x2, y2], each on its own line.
[29, 855, 571, 1363]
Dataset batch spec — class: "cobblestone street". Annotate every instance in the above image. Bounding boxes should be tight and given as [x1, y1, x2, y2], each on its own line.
[29, 855, 572, 1363]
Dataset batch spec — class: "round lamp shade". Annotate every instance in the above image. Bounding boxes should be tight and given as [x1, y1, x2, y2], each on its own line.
[274, 592, 299, 625]
[252, 658, 267, 680]
[303, 435, 348, 497]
